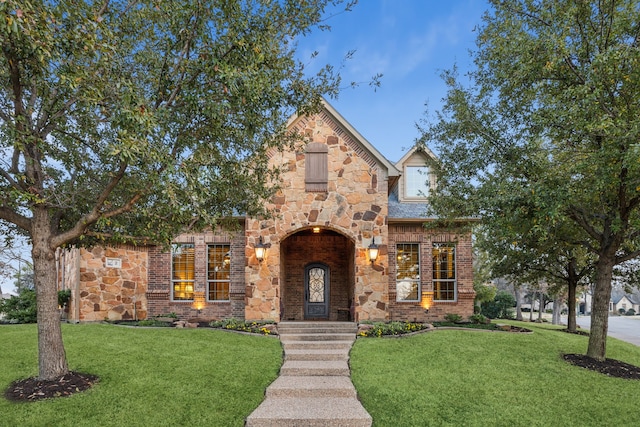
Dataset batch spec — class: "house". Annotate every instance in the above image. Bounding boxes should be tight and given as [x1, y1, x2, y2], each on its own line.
[610, 291, 639, 315]
[58, 100, 475, 323]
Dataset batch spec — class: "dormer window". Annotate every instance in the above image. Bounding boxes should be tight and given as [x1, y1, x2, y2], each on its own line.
[405, 166, 430, 199]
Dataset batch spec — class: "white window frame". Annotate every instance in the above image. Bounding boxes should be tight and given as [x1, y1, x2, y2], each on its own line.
[404, 165, 430, 200]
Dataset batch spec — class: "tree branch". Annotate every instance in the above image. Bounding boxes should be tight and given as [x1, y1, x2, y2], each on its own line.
[0, 206, 31, 232]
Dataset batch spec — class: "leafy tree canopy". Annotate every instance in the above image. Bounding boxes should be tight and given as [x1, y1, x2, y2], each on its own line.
[421, 0, 640, 360]
[0, 0, 365, 380]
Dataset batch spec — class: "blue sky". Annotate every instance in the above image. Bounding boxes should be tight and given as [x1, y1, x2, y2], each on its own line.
[297, 0, 488, 162]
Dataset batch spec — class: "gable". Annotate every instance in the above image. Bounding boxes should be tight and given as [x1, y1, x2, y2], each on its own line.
[395, 146, 437, 203]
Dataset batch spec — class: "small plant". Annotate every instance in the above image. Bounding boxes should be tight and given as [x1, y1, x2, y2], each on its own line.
[626, 308, 636, 316]
[58, 289, 72, 308]
[469, 313, 489, 324]
[137, 319, 173, 327]
[358, 321, 427, 337]
[209, 318, 275, 335]
[444, 313, 463, 323]
[618, 308, 626, 315]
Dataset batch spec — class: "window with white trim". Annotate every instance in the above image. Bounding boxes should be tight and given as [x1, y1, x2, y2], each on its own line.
[207, 244, 230, 301]
[432, 243, 456, 301]
[405, 166, 429, 198]
[396, 243, 420, 301]
[172, 244, 195, 301]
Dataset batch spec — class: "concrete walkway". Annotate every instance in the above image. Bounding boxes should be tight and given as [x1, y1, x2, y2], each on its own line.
[245, 322, 372, 427]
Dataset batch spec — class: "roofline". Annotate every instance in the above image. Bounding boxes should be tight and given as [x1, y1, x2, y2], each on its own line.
[396, 144, 438, 167]
[388, 217, 481, 224]
[288, 98, 401, 177]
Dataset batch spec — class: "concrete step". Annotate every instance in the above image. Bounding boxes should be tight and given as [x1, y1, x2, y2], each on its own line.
[282, 340, 353, 351]
[245, 397, 372, 427]
[279, 333, 356, 342]
[277, 321, 357, 330]
[280, 360, 350, 376]
[265, 376, 357, 398]
[285, 348, 349, 361]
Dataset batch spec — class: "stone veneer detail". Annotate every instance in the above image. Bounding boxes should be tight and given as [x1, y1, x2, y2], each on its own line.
[245, 111, 389, 322]
[60, 246, 148, 322]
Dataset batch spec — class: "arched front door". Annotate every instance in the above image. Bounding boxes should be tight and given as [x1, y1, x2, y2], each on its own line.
[304, 263, 330, 319]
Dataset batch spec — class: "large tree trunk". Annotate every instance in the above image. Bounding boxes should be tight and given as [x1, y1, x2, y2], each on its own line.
[586, 256, 615, 361]
[552, 296, 562, 325]
[32, 210, 69, 380]
[567, 258, 578, 333]
[514, 286, 523, 321]
[537, 292, 543, 321]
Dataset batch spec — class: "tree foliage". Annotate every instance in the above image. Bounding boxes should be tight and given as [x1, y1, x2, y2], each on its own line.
[421, 0, 640, 360]
[0, 0, 360, 379]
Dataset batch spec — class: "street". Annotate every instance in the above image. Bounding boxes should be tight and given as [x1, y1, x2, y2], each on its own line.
[567, 315, 640, 346]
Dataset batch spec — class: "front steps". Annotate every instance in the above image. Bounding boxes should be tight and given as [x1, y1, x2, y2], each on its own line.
[245, 322, 372, 427]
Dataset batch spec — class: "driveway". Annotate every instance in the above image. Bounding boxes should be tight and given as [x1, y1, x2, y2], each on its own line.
[569, 315, 640, 346]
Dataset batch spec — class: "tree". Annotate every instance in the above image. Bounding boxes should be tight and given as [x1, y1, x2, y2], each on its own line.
[0, 0, 363, 380]
[421, 0, 640, 361]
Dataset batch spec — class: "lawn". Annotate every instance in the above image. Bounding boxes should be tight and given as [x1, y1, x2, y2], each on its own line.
[350, 321, 640, 427]
[0, 323, 282, 427]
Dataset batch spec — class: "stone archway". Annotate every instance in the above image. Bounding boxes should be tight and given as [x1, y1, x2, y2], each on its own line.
[280, 228, 354, 321]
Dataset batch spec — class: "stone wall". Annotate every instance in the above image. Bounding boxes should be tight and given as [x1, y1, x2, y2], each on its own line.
[245, 110, 390, 321]
[74, 246, 148, 322]
[388, 224, 475, 322]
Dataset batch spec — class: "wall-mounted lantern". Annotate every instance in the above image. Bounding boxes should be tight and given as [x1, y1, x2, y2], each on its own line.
[368, 240, 379, 264]
[254, 236, 267, 263]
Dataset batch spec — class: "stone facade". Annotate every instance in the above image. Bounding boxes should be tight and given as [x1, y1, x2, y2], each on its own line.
[59, 246, 148, 322]
[245, 110, 390, 322]
[59, 100, 475, 323]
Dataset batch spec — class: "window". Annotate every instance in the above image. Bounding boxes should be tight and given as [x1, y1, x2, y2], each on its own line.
[172, 244, 194, 301]
[396, 243, 420, 301]
[433, 243, 456, 301]
[207, 244, 230, 301]
[405, 166, 429, 198]
[305, 142, 328, 192]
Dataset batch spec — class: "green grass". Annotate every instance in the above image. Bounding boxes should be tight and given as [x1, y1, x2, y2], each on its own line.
[0, 323, 282, 427]
[351, 321, 640, 427]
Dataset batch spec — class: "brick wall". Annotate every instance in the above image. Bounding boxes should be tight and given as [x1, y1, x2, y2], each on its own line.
[388, 224, 475, 322]
[146, 226, 246, 321]
[281, 232, 353, 321]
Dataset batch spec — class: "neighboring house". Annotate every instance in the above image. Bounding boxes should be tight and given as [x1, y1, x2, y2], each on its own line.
[58, 100, 476, 323]
[579, 289, 639, 315]
[610, 292, 639, 314]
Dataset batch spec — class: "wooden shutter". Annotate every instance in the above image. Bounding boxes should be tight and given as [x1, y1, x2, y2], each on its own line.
[305, 142, 328, 192]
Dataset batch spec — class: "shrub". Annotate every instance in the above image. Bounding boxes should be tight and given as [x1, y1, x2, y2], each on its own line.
[626, 308, 636, 316]
[358, 321, 427, 337]
[444, 313, 463, 323]
[58, 289, 72, 307]
[469, 313, 489, 324]
[137, 319, 173, 327]
[481, 291, 516, 319]
[209, 318, 275, 335]
[618, 308, 626, 315]
[0, 290, 37, 323]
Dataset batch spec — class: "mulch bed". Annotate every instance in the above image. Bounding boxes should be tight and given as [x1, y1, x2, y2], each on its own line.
[563, 354, 640, 380]
[4, 371, 98, 403]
